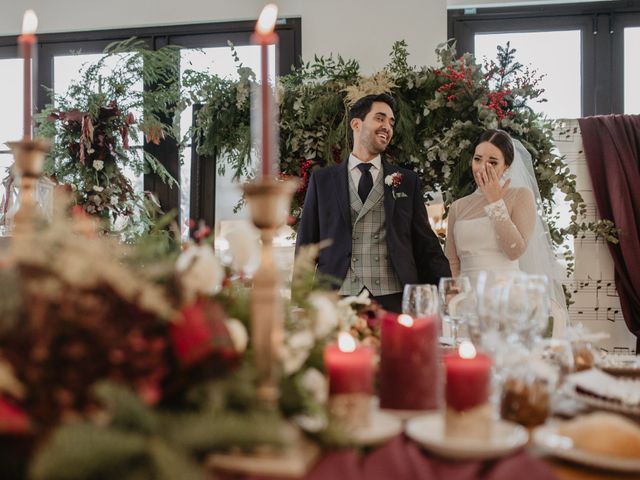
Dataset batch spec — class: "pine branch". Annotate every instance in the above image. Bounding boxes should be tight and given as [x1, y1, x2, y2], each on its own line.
[30, 424, 148, 480]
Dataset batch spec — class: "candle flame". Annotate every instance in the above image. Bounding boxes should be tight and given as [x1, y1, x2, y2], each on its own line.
[256, 4, 278, 35]
[397, 314, 414, 328]
[22, 10, 38, 34]
[337, 332, 356, 353]
[458, 341, 477, 359]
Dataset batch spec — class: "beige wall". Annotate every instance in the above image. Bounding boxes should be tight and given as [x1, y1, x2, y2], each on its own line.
[1, 0, 447, 72]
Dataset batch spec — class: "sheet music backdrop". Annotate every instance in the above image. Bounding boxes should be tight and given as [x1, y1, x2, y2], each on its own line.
[554, 119, 635, 354]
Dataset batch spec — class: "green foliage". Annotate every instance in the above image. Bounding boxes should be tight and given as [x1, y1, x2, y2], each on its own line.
[35, 39, 182, 238]
[188, 40, 618, 266]
[30, 379, 290, 480]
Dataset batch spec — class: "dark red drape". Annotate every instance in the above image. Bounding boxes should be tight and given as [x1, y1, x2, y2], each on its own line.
[578, 115, 640, 351]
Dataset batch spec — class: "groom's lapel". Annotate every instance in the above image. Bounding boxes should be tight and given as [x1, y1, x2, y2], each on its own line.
[334, 160, 351, 227]
[382, 158, 397, 221]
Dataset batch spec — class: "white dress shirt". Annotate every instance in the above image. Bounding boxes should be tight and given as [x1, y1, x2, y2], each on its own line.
[348, 154, 382, 188]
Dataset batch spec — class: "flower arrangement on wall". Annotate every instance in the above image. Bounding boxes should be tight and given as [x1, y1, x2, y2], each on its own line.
[189, 41, 618, 262]
[35, 39, 181, 237]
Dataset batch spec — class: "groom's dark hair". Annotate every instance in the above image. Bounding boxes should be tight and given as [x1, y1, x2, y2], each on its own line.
[348, 93, 396, 126]
[474, 129, 515, 165]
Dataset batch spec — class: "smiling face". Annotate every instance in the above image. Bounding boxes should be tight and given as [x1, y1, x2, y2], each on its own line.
[472, 141, 508, 181]
[351, 101, 395, 158]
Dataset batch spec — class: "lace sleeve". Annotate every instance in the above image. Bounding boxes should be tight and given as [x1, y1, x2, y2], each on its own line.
[444, 202, 460, 277]
[484, 188, 536, 260]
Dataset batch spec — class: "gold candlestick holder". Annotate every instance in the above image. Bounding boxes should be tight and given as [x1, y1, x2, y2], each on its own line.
[5, 138, 50, 236]
[242, 177, 298, 406]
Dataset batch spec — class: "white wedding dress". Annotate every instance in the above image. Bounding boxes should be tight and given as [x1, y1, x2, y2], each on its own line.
[446, 187, 535, 282]
[445, 187, 568, 337]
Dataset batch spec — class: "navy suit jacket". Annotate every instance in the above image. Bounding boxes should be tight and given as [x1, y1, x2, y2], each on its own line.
[295, 157, 451, 289]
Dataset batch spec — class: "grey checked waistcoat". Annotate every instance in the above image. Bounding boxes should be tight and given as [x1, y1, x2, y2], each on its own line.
[339, 170, 403, 296]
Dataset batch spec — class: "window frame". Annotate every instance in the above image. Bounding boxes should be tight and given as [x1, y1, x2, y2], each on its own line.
[448, 0, 640, 117]
[0, 19, 302, 228]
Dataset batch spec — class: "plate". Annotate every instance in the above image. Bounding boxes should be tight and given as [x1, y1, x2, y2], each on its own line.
[350, 408, 403, 446]
[533, 423, 640, 472]
[405, 412, 528, 460]
[380, 407, 435, 421]
[561, 381, 640, 417]
[599, 353, 640, 376]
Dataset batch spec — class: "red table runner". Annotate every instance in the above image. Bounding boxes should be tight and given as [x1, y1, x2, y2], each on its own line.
[221, 435, 557, 480]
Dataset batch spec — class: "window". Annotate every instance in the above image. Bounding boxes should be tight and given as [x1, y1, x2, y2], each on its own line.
[624, 27, 640, 113]
[0, 55, 23, 226]
[179, 45, 275, 238]
[0, 19, 301, 233]
[449, 1, 640, 116]
[474, 31, 581, 119]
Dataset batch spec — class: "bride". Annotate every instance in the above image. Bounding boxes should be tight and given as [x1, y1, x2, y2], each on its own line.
[444, 129, 568, 337]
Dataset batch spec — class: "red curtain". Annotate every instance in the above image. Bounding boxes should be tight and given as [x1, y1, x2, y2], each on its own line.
[578, 115, 640, 351]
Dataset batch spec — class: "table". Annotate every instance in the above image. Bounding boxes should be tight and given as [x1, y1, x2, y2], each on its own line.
[214, 435, 639, 480]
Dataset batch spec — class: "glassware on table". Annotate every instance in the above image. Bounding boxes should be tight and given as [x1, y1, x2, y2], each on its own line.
[438, 276, 472, 347]
[499, 274, 534, 346]
[532, 338, 575, 387]
[522, 274, 551, 344]
[402, 284, 439, 316]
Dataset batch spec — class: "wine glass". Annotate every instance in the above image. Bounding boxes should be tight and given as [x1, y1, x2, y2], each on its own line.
[438, 276, 472, 346]
[499, 274, 533, 345]
[402, 284, 439, 316]
[525, 274, 551, 341]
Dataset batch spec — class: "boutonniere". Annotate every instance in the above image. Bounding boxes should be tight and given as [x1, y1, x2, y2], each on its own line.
[384, 172, 407, 199]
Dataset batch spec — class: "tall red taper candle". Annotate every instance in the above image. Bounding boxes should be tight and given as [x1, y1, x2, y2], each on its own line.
[252, 4, 279, 178]
[19, 10, 38, 140]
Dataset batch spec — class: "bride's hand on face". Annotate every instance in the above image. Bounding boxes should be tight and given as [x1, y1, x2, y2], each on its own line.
[474, 164, 511, 204]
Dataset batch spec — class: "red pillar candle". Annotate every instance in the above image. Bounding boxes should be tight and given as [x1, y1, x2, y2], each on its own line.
[251, 4, 279, 178]
[18, 10, 38, 140]
[324, 333, 374, 395]
[444, 341, 492, 412]
[379, 313, 440, 410]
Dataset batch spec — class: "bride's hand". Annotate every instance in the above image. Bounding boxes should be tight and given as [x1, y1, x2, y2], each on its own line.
[475, 164, 511, 204]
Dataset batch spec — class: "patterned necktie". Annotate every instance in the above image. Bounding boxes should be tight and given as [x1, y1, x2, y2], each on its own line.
[357, 163, 373, 204]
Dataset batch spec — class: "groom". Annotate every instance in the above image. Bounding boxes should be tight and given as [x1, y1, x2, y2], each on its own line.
[295, 93, 451, 312]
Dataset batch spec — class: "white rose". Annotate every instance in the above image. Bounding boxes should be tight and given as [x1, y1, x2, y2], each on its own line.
[308, 292, 338, 339]
[93, 160, 104, 171]
[281, 331, 314, 375]
[225, 318, 248, 353]
[110, 195, 119, 205]
[176, 245, 224, 301]
[337, 290, 371, 307]
[92, 185, 104, 192]
[300, 367, 328, 405]
[224, 223, 260, 274]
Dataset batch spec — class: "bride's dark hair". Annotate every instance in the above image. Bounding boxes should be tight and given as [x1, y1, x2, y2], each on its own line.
[473, 129, 514, 166]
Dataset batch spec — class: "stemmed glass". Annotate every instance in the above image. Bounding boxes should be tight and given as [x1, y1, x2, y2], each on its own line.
[438, 276, 472, 346]
[402, 284, 439, 316]
[525, 274, 551, 342]
[499, 274, 533, 345]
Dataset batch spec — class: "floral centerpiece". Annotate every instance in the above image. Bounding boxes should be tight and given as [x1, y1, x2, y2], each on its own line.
[0, 193, 379, 479]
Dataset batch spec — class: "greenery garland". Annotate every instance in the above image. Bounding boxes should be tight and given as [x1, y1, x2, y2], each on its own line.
[189, 41, 618, 274]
